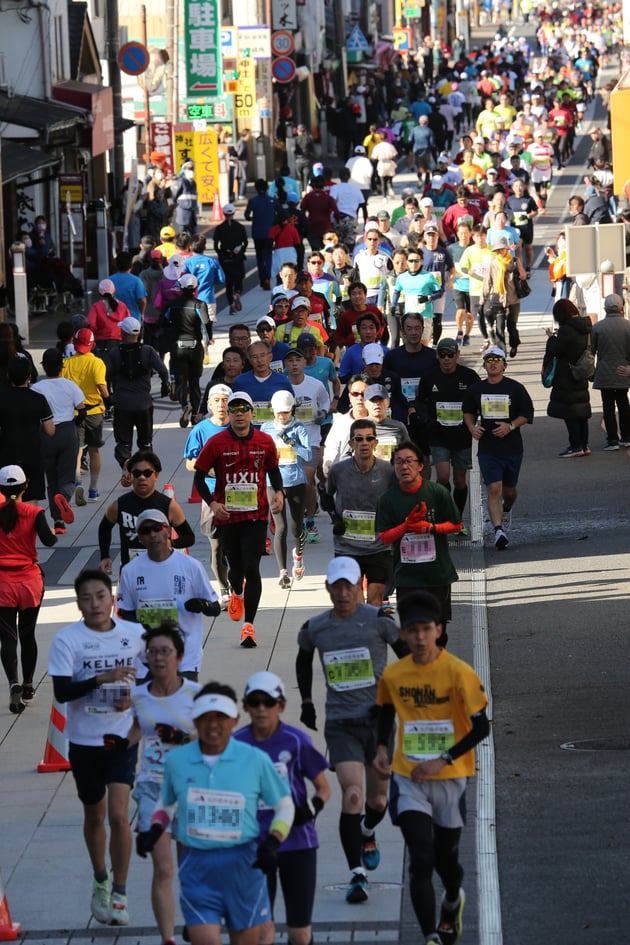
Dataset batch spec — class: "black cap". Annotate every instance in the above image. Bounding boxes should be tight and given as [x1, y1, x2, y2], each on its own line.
[397, 591, 442, 628]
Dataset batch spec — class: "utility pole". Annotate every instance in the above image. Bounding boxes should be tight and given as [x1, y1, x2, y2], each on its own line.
[105, 0, 124, 202]
[166, 0, 176, 124]
[141, 5, 151, 160]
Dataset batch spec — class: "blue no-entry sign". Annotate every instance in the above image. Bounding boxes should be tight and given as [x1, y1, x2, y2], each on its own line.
[271, 56, 296, 83]
[118, 42, 150, 76]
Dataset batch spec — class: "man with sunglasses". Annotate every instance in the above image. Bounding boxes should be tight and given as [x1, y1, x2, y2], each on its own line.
[325, 419, 397, 605]
[296, 556, 406, 904]
[462, 346, 534, 551]
[116, 510, 219, 680]
[352, 224, 392, 308]
[416, 338, 480, 534]
[389, 248, 442, 347]
[98, 449, 194, 574]
[193, 391, 285, 648]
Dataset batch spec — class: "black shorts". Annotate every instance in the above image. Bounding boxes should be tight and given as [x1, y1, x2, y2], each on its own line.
[79, 413, 105, 449]
[453, 290, 471, 311]
[336, 549, 392, 586]
[69, 742, 138, 805]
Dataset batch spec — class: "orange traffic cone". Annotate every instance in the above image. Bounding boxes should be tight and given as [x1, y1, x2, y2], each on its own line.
[0, 867, 20, 940]
[211, 190, 224, 224]
[37, 697, 70, 773]
[188, 480, 202, 503]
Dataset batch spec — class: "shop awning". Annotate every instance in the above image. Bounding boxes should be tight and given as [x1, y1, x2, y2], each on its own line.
[0, 140, 60, 183]
[53, 81, 114, 156]
[0, 91, 87, 145]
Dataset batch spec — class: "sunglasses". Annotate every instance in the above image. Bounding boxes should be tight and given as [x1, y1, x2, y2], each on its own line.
[245, 696, 279, 708]
[349, 390, 365, 397]
[229, 405, 252, 414]
[408, 257, 422, 263]
[138, 523, 168, 535]
[353, 435, 377, 442]
[258, 326, 275, 332]
[146, 647, 176, 657]
[485, 356, 504, 362]
[131, 468, 156, 478]
[438, 351, 457, 359]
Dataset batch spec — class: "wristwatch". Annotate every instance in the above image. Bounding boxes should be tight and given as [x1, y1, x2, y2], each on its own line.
[439, 751, 454, 765]
[508, 422, 515, 432]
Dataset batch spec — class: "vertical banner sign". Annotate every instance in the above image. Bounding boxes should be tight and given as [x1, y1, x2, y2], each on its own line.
[174, 125, 195, 173]
[185, 0, 221, 96]
[272, 0, 297, 30]
[193, 128, 220, 203]
[150, 121, 174, 173]
[235, 57, 256, 119]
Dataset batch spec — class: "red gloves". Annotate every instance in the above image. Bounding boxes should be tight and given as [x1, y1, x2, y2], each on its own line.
[380, 502, 462, 544]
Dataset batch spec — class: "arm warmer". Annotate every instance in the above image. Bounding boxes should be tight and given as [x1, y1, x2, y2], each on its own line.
[449, 708, 490, 761]
[98, 516, 115, 558]
[377, 703, 396, 746]
[269, 793, 295, 841]
[268, 467, 284, 494]
[433, 521, 463, 535]
[295, 647, 314, 701]
[53, 674, 99, 703]
[379, 521, 408, 545]
[171, 518, 195, 549]
[36, 510, 58, 547]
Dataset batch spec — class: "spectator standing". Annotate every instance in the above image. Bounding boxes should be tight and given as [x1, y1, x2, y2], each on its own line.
[591, 293, 630, 450]
[544, 299, 592, 458]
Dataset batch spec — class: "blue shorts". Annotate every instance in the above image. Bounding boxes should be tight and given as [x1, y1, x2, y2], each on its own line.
[179, 843, 271, 931]
[477, 451, 523, 488]
[430, 444, 472, 470]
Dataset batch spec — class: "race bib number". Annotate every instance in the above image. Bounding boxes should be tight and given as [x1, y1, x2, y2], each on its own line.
[404, 293, 425, 314]
[400, 532, 436, 563]
[401, 377, 420, 401]
[323, 647, 375, 690]
[253, 401, 274, 422]
[85, 682, 131, 714]
[375, 434, 398, 461]
[342, 510, 376, 542]
[138, 599, 178, 628]
[480, 393, 510, 420]
[225, 482, 258, 511]
[402, 719, 455, 761]
[296, 402, 315, 422]
[270, 359, 284, 373]
[277, 444, 297, 465]
[436, 401, 463, 426]
[186, 788, 245, 841]
[142, 735, 175, 780]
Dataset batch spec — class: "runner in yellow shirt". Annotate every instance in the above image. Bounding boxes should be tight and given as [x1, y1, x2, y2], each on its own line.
[374, 590, 489, 945]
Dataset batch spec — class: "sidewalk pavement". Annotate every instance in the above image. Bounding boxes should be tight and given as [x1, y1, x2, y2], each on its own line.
[0, 64, 609, 944]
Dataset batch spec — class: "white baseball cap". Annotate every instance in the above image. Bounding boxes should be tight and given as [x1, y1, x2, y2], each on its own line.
[244, 671, 286, 700]
[362, 343, 384, 365]
[326, 556, 362, 585]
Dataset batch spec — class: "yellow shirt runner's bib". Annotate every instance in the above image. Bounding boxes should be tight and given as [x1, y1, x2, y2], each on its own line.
[402, 719, 455, 761]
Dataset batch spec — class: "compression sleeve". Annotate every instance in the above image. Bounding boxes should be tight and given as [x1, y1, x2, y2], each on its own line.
[377, 703, 396, 746]
[295, 647, 314, 701]
[98, 516, 115, 558]
[449, 709, 490, 761]
[269, 794, 295, 841]
[171, 518, 195, 549]
[53, 675, 99, 703]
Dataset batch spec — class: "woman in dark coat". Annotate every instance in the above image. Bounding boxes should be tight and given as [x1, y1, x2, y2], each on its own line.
[544, 298, 592, 457]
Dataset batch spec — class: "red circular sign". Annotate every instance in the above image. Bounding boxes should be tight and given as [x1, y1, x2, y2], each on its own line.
[271, 56, 296, 83]
[271, 31, 295, 56]
[118, 42, 150, 76]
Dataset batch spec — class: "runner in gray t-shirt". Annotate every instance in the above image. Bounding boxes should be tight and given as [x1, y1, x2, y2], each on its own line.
[296, 556, 407, 905]
[325, 418, 396, 605]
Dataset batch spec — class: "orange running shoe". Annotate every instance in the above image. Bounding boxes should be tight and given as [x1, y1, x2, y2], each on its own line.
[228, 592, 245, 622]
[240, 622, 257, 648]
